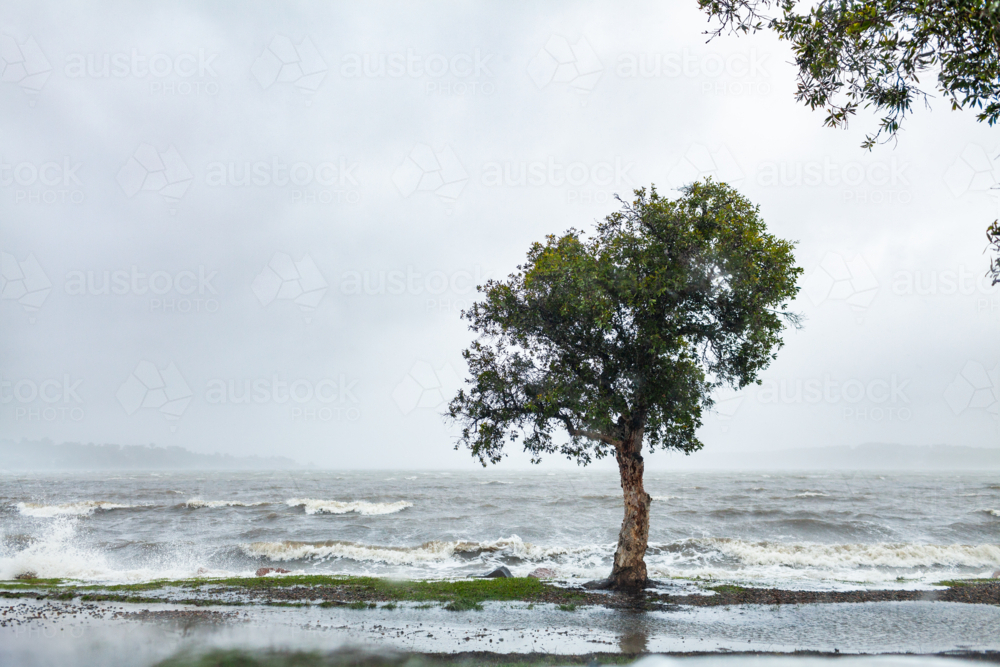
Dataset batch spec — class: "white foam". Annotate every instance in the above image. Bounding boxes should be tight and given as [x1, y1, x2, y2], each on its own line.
[16, 501, 134, 518]
[285, 498, 412, 515]
[701, 537, 1000, 569]
[793, 492, 829, 498]
[243, 535, 594, 565]
[184, 499, 269, 508]
[244, 539, 456, 564]
[0, 518, 235, 582]
[652, 495, 680, 501]
[985, 509, 1000, 517]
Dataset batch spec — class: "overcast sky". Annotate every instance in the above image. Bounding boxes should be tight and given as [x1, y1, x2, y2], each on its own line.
[1, 0, 998, 470]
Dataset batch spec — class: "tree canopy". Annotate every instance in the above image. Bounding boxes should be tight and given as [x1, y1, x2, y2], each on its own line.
[699, 0, 1000, 148]
[448, 181, 802, 468]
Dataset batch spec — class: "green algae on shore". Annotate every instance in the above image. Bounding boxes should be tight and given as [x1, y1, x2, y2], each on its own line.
[2, 575, 997, 609]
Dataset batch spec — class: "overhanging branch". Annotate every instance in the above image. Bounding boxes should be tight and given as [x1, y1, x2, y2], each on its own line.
[557, 412, 621, 446]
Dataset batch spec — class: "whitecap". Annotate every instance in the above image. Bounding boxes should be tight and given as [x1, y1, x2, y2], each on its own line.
[16, 501, 134, 518]
[701, 537, 1000, 569]
[183, 499, 269, 509]
[285, 498, 412, 515]
[242, 534, 595, 565]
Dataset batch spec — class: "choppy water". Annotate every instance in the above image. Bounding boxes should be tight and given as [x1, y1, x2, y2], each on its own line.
[1, 470, 998, 588]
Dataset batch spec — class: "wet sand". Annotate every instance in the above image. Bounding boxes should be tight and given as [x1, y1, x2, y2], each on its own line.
[2, 592, 1000, 666]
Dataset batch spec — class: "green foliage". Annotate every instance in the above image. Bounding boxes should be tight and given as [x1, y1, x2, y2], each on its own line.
[934, 578, 998, 587]
[449, 181, 801, 465]
[988, 220, 1000, 285]
[0, 574, 575, 606]
[699, 0, 1000, 148]
[557, 603, 577, 611]
[444, 597, 484, 611]
[709, 584, 750, 594]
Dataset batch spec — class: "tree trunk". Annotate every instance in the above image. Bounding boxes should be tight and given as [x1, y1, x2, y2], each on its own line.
[608, 429, 651, 590]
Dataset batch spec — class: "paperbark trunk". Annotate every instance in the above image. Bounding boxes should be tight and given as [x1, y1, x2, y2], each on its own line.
[607, 430, 651, 590]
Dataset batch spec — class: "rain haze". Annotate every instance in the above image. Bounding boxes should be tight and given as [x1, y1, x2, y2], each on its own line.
[1, 0, 998, 470]
[3, 4, 1000, 664]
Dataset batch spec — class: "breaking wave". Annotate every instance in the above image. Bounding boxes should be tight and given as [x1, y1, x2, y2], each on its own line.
[285, 498, 413, 515]
[242, 535, 590, 565]
[794, 492, 829, 498]
[700, 538, 1000, 569]
[0, 519, 232, 582]
[16, 501, 135, 518]
[240, 534, 1000, 584]
[183, 499, 270, 509]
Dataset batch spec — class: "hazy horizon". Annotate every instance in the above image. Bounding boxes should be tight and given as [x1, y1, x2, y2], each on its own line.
[3, 439, 999, 472]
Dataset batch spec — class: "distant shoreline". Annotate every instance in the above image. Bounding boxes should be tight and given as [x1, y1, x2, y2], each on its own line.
[4, 440, 1000, 471]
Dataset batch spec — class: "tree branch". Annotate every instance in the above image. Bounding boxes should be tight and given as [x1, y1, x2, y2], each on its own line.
[557, 412, 621, 446]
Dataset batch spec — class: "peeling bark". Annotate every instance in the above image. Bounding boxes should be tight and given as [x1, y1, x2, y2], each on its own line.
[607, 428, 651, 591]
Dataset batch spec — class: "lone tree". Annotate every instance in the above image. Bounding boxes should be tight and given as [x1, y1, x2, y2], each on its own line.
[448, 180, 802, 590]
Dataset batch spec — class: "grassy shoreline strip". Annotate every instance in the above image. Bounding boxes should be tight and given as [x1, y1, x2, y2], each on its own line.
[0, 575, 590, 606]
[1, 575, 996, 608]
